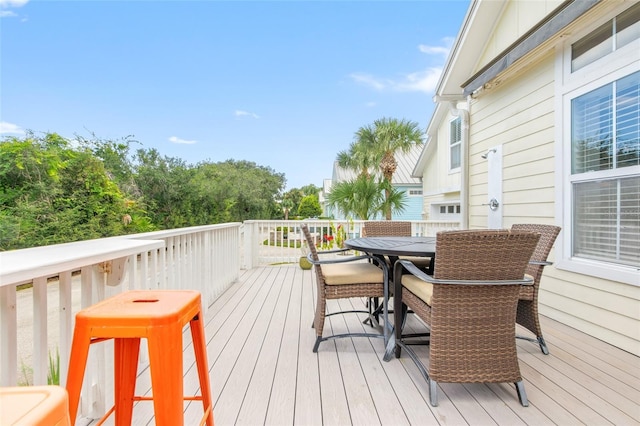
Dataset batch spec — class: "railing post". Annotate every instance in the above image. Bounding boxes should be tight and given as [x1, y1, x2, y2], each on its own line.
[0, 285, 17, 386]
[244, 221, 254, 270]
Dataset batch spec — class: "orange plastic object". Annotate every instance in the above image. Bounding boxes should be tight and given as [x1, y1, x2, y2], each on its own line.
[0, 385, 71, 426]
[65, 290, 214, 426]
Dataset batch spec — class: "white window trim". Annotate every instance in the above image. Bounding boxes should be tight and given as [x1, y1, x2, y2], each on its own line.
[554, 6, 640, 286]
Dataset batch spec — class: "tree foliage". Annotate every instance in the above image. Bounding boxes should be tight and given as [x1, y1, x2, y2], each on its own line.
[297, 195, 322, 219]
[0, 132, 290, 250]
[327, 175, 406, 220]
[332, 117, 422, 220]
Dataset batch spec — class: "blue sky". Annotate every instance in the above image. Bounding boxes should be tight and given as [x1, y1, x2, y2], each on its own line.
[1, 0, 469, 190]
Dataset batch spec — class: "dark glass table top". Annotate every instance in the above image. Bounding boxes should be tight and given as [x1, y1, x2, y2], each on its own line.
[345, 236, 436, 257]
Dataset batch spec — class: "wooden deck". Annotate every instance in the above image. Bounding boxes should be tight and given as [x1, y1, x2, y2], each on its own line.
[91, 265, 640, 425]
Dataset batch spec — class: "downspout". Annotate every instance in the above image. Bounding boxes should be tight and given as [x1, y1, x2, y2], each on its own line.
[446, 100, 470, 230]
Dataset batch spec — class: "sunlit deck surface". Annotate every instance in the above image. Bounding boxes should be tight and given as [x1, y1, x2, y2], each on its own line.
[89, 265, 639, 425]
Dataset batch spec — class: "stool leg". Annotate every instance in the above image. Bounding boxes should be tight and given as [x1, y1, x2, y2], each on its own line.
[190, 314, 214, 426]
[148, 324, 184, 425]
[114, 337, 140, 425]
[66, 325, 91, 423]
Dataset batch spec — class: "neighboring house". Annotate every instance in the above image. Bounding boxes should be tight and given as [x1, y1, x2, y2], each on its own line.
[322, 145, 424, 220]
[414, 0, 639, 355]
[413, 101, 465, 222]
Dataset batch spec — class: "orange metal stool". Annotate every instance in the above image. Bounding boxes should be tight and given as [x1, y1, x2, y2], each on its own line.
[65, 290, 214, 426]
[0, 385, 71, 426]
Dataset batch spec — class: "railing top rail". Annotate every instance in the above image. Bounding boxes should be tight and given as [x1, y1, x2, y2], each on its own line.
[0, 237, 165, 287]
[130, 223, 242, 240]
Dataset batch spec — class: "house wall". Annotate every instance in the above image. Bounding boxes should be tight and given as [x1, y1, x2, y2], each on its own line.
[420, 116, 462, 220]
[396, 185, 424, 221]
[467, 49, 639, 355]
[476, 0, 565, 73]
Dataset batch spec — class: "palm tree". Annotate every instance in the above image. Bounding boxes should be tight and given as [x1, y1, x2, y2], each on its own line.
[337, 125, 379, 178]
[369, 117, 423, 219]
[327, 175, 406, 220]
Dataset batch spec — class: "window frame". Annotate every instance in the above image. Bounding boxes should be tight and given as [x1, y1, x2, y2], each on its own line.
[555, 3, 640, 286]
[449, 116, 462, 173]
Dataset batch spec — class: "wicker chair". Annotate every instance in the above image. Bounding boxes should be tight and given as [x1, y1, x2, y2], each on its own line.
[363, 221, 432, 269]
[301, 224, 390, 352]
[512, 224, 561, 355]
[363, 221, 412, 237]
[393, 229, 540, 407]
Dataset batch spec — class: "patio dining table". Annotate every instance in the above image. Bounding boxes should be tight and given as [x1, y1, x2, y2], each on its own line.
[344, 236, 436, 361]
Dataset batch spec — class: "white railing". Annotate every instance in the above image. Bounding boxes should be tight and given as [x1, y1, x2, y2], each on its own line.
[243, 220, 460, 268]
[0, 223, 241, 420]
[0, 219, 457, 420]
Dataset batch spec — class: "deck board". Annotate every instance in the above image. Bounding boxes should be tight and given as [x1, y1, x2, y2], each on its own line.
[89, 264, 640, 425]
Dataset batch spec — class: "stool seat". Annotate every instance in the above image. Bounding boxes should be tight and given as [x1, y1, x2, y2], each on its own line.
[0, 386, 71, 426]
[66, 290, 213, 426]
[74, 290, 202, 334]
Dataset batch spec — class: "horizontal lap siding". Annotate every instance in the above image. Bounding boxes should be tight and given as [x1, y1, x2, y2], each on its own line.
[469, 54, 556, 229]
[467, 52, 640, 356]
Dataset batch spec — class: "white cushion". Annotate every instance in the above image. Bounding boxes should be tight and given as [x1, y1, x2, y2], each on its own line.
[321, 263, 384, 285]
[402, 274, 434, 305]
[399, 256, 431, 268]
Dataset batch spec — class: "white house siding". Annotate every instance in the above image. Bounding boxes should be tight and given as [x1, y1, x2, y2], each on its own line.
[476, 0, 565, 73]
[467, 40, 639, 354]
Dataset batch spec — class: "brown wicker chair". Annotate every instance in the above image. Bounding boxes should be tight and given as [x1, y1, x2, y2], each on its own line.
[363, 221, 432, 269]
[301, 224, 391, 352]
[393, 229, 540, 407]
[511, 224, 561, 355]
[363, 221, 412, 237]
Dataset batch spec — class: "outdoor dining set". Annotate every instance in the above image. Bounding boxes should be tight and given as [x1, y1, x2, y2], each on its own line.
[301, 221, 561, 408]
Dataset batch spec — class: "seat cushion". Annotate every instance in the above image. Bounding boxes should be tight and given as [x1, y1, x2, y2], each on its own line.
[321, 263, 384, 285]
[402, 274, 434, 305]
[399, 256, 432, 269]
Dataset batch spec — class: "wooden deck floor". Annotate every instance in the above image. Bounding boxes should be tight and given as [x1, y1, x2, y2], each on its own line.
[93, 265, 640, 425]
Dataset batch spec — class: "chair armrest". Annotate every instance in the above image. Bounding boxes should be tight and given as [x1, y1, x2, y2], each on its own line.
[530, 260, 552, 266]
[394, 259, 533, 286]
[307, 252, 388, 271]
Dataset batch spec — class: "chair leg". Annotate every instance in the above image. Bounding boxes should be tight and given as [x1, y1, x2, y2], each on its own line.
[538, 337, 549, 355]
[428, 379, 438, 407]
[312, 337, 322, 353]
[515, 380, 529, 407]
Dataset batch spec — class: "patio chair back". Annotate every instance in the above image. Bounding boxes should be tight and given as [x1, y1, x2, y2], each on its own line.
[363, 221, 411, 237]
[511, 223, 561, 354]
[394, 229, 540, 406]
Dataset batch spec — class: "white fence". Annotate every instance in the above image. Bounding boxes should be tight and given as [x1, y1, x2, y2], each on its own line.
[243, 219, 460, 268]
[0, 223, 241, 420]
[0, 219, 457, 420]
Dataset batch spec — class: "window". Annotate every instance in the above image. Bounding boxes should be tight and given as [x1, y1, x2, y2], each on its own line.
[571, 3, 640, 72]
[435, 204, 460, 218]
[450, 117, 461, 170]
[408, 189, 423, 196]
[570, 71, 639, 267]
[559, 2, 640, 284]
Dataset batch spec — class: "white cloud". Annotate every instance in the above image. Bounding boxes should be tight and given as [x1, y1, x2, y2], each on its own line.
[350, 38, 455, 95]
[349, 73, 387, 91]
[350, 67, 442, 95]
[365, 101, 377, 108]
[418, 45, 449, 56]
[234, 110, 260, 119]
[0, 121, 25, 135]
[1, 0, 28, 19]
[168, 136, 197, 145]
[395, 67, 443, 93]
[0, 0, 29, 7]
